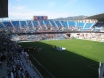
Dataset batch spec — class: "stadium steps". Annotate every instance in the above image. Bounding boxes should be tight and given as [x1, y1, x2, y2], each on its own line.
[20, 54, 42, 78]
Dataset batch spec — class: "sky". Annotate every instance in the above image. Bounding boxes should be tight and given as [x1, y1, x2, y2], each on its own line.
[8, 0, 104, 19]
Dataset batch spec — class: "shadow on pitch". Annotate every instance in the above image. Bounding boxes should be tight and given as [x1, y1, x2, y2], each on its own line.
[19, 41, 99, 78]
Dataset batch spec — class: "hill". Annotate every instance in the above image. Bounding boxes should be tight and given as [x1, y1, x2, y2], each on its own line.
[51, 15, 87, 20]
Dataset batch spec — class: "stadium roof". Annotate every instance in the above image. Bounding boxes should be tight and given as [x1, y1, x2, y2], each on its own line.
[86, 13, 104, 21]
[0, 0, 8, 18]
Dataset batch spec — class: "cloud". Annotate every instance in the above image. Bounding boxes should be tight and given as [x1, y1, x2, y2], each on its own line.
[8, 2, 69, 19]
[9, 10, 69, 19]
[9, 5, 26, 11]
[16, 6, 26, 10]
[47, 2, 56, 8]
[62, 0, 79, 8]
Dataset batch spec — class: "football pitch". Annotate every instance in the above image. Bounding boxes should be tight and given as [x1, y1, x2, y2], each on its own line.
[19, 39, 104, 78]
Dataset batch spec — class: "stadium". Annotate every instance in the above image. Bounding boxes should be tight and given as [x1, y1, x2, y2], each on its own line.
[0, 0, 104, 78]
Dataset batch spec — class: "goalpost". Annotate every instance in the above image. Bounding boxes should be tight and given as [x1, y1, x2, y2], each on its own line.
[99, 61, 104, 78]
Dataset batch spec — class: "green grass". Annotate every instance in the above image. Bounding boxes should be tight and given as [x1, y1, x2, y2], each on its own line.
[19, 39, 104, 78]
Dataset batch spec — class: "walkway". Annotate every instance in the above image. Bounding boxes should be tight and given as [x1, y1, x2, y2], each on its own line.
[20, 54, 42, 78]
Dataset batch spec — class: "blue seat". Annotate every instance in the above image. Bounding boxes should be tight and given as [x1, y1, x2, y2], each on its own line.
[92, 22, 104, 29]
[2, 21, 12, 28]
[55, 21, 62, 28]
[11, 21, 22, 33]
[27, 20, 33, 29]
[32, 21, 39, 27]
[60, 21, 68, 29]
[11, 21, 20, 27]
[49, 20, 57, 30]
[44, 20, 51, 27]
[68, 21, 75, 27]
[77, 22, 85, 29]
[0, 22, 4, 28]
[20, 21, 27, 28]
[44, 20, 50, 27]
[0, 22, 4, 31]
[39, 20, 45, 29]
[50, 20, 56, 27]
[84, 23, 92, 29]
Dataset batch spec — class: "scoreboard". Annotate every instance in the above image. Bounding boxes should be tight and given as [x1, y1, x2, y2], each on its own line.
[33, 16, 48, 20]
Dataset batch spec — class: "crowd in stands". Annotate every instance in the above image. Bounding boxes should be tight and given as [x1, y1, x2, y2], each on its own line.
[0, 33, 37, 78]
[76, 33, 104, 41]
[7, 44, 31, 78]
[0, 35, 7, 70]
[0, 33, 7, 67]
[12, 34, 69, 41]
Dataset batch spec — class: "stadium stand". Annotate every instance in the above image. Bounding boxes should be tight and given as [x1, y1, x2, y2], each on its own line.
[0, 22, 4, 31]
[0, 32, 43, 78]
[61, 21, 69, 30]
[84, 22, 93, 29]
[55, 21, 63, 28]
[20, 21, 27, 29]
[0, 19, 104, 33]
[76, 22, 85, 28]
[68, 21, 75, 27]
[33, 20, 39, 27]
[93, 21, 104, 28]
